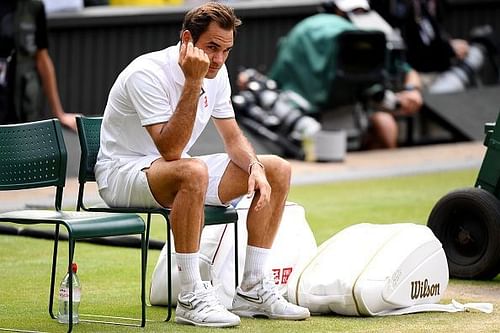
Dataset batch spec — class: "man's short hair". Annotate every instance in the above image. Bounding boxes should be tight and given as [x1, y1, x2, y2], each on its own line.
[181, 2, 242, 44]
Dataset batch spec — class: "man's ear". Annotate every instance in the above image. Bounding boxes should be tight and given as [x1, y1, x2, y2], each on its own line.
[181, 30, 193, 45]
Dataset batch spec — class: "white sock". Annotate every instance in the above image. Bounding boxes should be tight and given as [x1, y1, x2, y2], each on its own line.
[176, 252, 202, 293]
[240, 245, 271, 291]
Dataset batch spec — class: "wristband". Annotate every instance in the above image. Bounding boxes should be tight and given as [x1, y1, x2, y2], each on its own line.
[404, 84, 421, 92]
[248, 160, 265, 174]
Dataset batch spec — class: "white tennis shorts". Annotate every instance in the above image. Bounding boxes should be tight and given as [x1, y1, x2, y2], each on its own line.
[99, 153, 231, 208]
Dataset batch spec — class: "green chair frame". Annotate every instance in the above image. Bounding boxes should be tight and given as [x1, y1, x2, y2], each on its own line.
[0, 119, 147, 333]
[75, 115, 239, 321]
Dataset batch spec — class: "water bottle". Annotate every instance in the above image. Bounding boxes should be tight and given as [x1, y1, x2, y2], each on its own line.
[58, 262, 81, 324]
[292, 116, 321, 162]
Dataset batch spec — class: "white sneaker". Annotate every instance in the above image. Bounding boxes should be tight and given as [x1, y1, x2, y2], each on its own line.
[232, 279, 310, 320]
[175, 281, 241, 327]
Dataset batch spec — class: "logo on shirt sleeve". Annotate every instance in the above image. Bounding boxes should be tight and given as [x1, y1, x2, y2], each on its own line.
[200, 87, 208, 108]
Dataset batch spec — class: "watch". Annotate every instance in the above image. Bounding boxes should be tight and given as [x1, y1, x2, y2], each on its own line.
[404, 84, 421, 92]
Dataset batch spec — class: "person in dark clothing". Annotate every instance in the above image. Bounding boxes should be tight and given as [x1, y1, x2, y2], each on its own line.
[371, 0, 456, 72]
[0, 0, 76, 129]
[371, 0, 497, 93]
[269, 0, 422, 149]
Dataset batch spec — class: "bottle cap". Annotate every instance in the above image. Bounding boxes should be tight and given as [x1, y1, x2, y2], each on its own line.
[72, 262, 78, 273]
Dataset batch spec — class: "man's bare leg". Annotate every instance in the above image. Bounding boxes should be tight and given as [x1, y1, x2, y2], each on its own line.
[146, 158, 208, 292]
[147, 157, 241, 326]
[219, 154, 291, 247]
[368, 111, 398, 149]
[218, 155, 291, 289]
[220, 155, 310, 320]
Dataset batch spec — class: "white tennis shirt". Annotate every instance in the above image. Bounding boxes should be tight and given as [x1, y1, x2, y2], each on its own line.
[95, 43, 234, 191]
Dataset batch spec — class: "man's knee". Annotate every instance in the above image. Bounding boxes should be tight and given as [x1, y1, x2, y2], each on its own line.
[372, 111, 396, 129]
[178, 159, 209, 191]
[263, 155, 291, 189]
[370, 112, 398, 148]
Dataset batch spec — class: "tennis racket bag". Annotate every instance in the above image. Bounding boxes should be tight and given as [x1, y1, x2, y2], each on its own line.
[287, 223, 451, 316]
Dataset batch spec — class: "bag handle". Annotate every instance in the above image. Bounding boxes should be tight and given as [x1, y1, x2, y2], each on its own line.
[374, 299, 493, 316]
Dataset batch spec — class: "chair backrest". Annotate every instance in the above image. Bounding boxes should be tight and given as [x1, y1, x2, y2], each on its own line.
[76, 116, 102, 184]
[329, 30, 387, 108]
[0, 119, 67, 209]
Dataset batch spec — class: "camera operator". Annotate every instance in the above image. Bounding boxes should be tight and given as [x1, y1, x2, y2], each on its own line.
[269, 0, 422, 149]
[371, 0, 498, 94]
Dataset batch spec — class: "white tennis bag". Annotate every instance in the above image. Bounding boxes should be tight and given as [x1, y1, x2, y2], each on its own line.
[149, 199, 317, 309]
[287, 223, 493, 316]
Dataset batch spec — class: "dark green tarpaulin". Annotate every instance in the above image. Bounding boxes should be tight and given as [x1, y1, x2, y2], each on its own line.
[269, 14, 357, 113]
[268, 13, 411, 113]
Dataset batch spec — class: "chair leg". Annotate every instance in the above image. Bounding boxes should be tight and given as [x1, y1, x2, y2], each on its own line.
[145, 214, 152, 263]
[68, 231, 147, 328]
[140, 232, 147, 327]
[49, 224, 61, 320]
[234, 221, 239, 288]
[144, 213, 152, 307]
[164, 215, 173, 322]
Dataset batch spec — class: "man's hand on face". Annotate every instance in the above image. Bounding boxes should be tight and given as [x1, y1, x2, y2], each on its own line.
[179, 35, 210, 82]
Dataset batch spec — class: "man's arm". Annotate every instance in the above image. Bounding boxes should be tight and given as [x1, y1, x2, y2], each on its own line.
[213, 117, 270, 210]
[396, 69, 423, 116]
[145, 78, 202, 161]
[403, 69, 422, 91]
[214, 118, 257, 169]
[35, 49, 76, 131]
[145, 39, 209, 161]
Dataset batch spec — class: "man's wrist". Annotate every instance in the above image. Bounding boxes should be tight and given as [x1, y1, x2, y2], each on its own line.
[404, 84, 422, 92]
[248, 160, 265, 174]
[185, 79, 203, 90]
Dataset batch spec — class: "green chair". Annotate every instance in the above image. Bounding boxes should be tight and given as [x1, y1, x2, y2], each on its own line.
[75, 115, 239, 321]
[0, 119, 147, 333]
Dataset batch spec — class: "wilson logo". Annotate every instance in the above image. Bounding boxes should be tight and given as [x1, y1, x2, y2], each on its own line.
[410, 279, 441, 299]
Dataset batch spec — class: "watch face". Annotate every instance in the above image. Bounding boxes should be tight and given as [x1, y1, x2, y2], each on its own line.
[404, 85, 420, 91]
